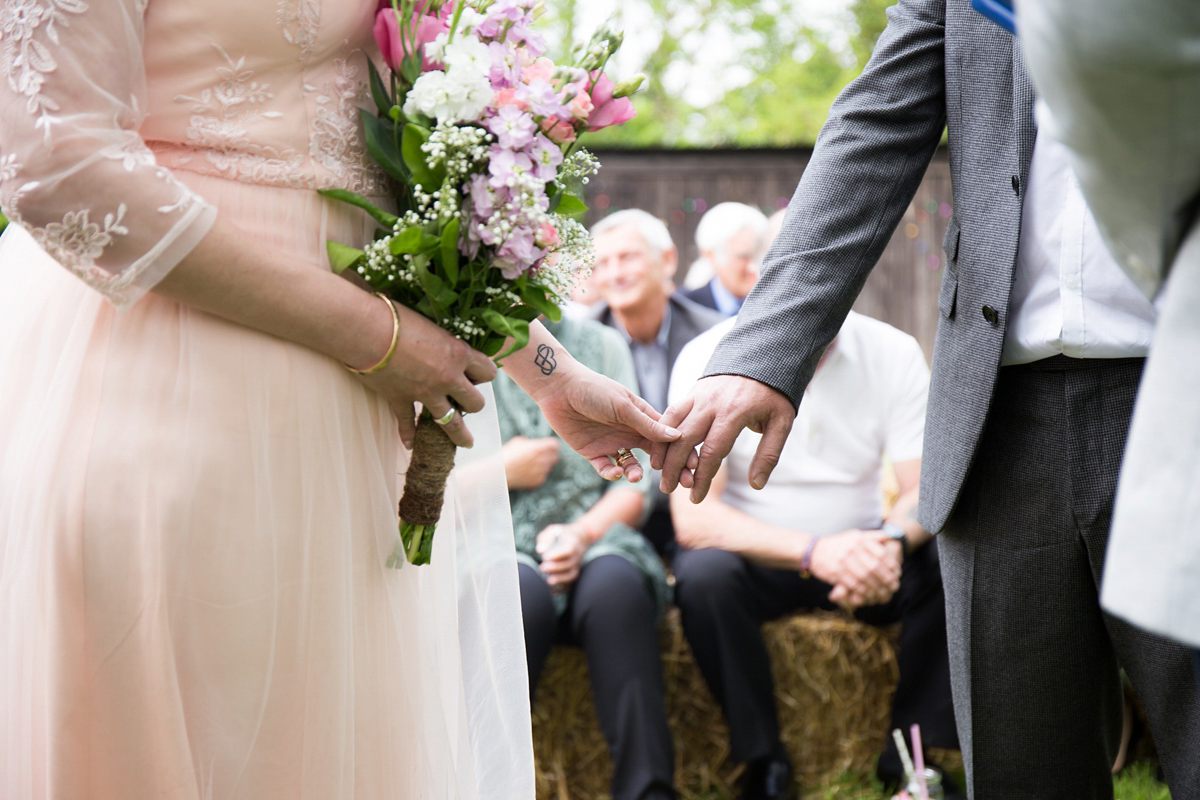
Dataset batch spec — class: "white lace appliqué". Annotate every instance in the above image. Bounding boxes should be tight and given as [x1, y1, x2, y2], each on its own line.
[309, 57, 386, 196]
[36, 204, 129, 268]
[278, 0, 321, 62]
[0, 153, 19, 183]
[175, 46, 309, 188]
[0, 0, 89, 124]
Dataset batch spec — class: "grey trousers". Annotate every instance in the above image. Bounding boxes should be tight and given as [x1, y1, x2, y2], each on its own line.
[939, 356, 1200, 799]
[1018, 0, 1200, 649]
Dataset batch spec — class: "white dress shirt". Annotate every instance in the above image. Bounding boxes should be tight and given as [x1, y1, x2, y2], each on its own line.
[1002, 131, 1158, 365]
[669, 312, 929, 536]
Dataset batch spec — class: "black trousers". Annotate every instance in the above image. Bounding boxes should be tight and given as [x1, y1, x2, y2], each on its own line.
[672, 539, 957, 777]
[938, 357, 1200, 799]
[520, 556, 674, 800]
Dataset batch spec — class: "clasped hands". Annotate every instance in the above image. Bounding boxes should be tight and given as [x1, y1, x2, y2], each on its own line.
[808, 529, 903, 609]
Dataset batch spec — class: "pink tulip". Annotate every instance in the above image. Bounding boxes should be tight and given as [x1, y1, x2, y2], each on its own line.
[373, 7, 449, 72]
[586, 72, 636, 132]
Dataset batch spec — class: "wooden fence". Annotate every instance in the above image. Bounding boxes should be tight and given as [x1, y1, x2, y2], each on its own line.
[585, 147, 953, 362]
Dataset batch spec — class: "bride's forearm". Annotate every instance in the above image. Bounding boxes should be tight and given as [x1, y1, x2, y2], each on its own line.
[152, 215, 393, 370]
[501, 320, 584, 401]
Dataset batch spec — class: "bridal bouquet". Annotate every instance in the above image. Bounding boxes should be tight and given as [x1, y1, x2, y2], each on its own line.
[322, 0, 640, 566]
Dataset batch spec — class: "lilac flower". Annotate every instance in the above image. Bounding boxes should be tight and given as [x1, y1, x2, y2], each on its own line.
[528, 133, 564, 181]
[488, 41, 520, 88]
[485, 105, 536, 150]
[518, 78, 570, 119]
[494, 227, 540, 278]
[487, 146, 534, 189]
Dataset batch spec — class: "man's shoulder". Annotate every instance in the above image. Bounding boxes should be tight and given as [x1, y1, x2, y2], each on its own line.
[841, 312, 924, 360]
[669, 292, 726, 334]
[681, 282, 717, 310]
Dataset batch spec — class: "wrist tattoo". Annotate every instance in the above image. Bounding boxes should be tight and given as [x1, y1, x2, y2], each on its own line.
[534, 344, 557, 376]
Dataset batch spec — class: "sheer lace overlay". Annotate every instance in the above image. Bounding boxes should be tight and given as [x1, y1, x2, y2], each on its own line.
[0, 0, 388, 307]
[0, 1, 535, 798]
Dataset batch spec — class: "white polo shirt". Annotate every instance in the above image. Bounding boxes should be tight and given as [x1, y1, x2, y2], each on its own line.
[668, 312, 929, 536]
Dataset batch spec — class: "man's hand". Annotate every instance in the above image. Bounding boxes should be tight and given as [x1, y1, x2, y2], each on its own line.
[536, 523, 591, 589]
[503, 436, 560, 490]
[652, 375, 795, 502]
[810, 529, 902, 610]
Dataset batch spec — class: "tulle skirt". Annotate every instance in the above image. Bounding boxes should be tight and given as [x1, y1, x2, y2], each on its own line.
[0, 173, 533, 800]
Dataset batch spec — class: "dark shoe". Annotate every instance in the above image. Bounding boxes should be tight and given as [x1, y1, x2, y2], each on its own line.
[738, 755, 795, 800]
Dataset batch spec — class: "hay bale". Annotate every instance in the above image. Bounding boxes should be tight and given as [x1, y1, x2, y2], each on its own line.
[531, 608, 900, 800]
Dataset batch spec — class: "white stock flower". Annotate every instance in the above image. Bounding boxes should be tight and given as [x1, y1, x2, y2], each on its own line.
[403, 60, 492, 124]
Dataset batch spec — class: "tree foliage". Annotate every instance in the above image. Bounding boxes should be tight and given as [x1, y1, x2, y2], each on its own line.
[540, 0, 895, 146]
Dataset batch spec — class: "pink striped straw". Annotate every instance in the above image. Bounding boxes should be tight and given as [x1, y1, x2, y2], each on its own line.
[911, 724, 928, 800]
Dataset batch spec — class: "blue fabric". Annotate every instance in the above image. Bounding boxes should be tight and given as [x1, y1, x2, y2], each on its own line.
[971, 0, 1015, 33]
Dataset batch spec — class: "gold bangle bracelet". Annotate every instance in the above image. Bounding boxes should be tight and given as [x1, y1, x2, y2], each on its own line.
[344, 292, 400, 375]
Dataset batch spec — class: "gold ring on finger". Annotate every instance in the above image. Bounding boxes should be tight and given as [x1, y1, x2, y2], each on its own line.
[615, 448, 636, 466]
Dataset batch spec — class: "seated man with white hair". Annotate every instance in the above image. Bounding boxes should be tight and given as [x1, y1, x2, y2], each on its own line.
[683, 202, 770, 316]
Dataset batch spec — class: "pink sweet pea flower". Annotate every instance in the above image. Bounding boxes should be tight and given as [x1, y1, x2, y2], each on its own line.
[374, 7, 449, 72]
[493, 87, 527, 110]
[521, 57, 555, 85]
[586, 72, 636, 132]
[537, 221, 560, 248]
[541, 117, 577, 145]
[567, 89, 594, 120]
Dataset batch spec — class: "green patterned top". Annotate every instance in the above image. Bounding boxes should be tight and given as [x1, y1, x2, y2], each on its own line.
[493, 317, 669, 619]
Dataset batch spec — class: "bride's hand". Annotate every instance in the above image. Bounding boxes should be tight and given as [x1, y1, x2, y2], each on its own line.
[531, 364, 681, 483]
[349, 301, 496, 449]
[501, 321, 681, 482]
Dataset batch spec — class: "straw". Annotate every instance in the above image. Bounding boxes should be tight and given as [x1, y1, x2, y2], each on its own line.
[892, 728, 916, 784]
[911, 723, 928, 800]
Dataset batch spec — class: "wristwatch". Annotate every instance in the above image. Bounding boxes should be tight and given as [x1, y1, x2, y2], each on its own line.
[882, 523, 909, 558]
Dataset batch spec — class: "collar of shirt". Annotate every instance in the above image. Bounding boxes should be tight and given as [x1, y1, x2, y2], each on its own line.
[1002, 131, 1157, 365]
[612, 302, 672, 413]
[708, 277, 745, 316]
[611, 301, 672, 350]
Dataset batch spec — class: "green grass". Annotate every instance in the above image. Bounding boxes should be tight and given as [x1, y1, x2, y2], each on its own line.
[792, 761, 1168, 800]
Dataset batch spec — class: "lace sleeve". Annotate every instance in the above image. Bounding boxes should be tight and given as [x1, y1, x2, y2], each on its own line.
[0, 0, 216, 309]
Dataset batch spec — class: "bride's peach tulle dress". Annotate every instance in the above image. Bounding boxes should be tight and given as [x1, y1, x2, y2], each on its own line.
[0, 2, 533, 798]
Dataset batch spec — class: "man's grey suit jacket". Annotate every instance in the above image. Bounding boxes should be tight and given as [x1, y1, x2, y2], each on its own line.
[706, 0, 1035, 534]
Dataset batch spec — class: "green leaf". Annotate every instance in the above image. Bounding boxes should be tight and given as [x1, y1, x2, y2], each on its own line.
[325, 241, 366, 274]
[554, 194, 589, 216]
[318, 188, 399, 230]
[400, 54, 422, 85]
[414, 256, 458, 307]
[440, 218, 461, 286]
[481, 310, 531, 359]
[520, 285, 562, 321]
[480, 337, 505, 357]
[389, 227, 426, 255]
[360, 108, 407, 183]
[367, 58, 392, 116]
[402, 124, 436, 189]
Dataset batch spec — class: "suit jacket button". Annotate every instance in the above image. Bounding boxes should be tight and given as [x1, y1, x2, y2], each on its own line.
[1011, 174, 1021, 194]
[982, 305, 999, 325]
